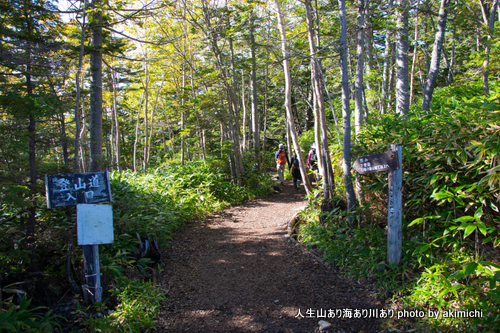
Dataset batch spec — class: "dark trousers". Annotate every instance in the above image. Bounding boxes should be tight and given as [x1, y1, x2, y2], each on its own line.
[293, 176, 301, 189]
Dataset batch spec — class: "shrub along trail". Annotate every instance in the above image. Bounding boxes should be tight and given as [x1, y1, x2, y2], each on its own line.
[157, 180, 382, 333]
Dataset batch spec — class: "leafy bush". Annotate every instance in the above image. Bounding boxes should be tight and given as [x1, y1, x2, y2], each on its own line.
[0, 293, 62, 332]
[299, 83, 500, 332]
[84, 277, 165, 332]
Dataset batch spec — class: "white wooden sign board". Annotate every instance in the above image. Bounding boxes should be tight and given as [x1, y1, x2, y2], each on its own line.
[77, 204, 114, 245]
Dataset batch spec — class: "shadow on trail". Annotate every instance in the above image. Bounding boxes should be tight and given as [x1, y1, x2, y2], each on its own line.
[157, 180, 382, 333]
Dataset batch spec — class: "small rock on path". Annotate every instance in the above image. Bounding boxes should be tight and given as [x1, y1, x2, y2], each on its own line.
[156, 180, 382, 332]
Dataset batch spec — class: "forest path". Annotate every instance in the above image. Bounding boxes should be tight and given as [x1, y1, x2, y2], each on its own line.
[157, 178, 382, 333]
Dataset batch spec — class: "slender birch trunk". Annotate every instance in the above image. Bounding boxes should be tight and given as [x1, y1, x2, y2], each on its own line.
[242, 71, 247, 153]
[421, 0, 451, 111]
[74, 0, 87, 173]
[409, 0, 420, 106]
[275, 0, 312, 195]
[89, 0, 103, 172]
[448, 24, 456, 84]
[305, 0, 335, 198]
[339, 0, 357, 224]
[395, 0, 410, 116]
[250, 14, 260, 162]
[381, 0, 394, 114]
[478, 0, 499, 96]
[143, 53, 149, 173]
[111, 68, 120, 171]
[354, 0, 367, 136]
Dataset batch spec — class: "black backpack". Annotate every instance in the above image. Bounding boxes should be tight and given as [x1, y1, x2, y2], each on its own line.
[310, 149, 317, 163]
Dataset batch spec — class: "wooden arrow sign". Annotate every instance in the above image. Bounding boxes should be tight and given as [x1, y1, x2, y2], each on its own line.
[353, 151, 399, 174]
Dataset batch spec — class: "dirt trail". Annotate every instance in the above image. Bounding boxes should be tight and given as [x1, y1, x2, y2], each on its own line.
[157, 179, 382, 333]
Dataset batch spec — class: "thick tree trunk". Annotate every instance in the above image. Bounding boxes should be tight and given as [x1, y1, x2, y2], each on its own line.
[421, 0, 450, 111]
[339, 0, 357, 224]
[395, 0, 410, 116]
[275, 0, 312, 196]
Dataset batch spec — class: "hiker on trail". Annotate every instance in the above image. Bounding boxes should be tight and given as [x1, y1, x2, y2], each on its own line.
[307, 143, 319, 182]
[275, 143, 289, 185]
[307, 143, 318, 170]
[289, 153, 302, 190]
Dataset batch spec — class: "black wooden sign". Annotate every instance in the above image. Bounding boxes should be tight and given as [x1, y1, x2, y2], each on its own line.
[353, 151, 399, 174]
[45, 171, 112, 208]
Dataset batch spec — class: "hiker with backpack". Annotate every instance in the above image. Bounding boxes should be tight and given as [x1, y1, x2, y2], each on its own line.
[307, 143, 319, 182]
[307, 143, 318, 170]
[289, 153, 302, 190]
[275, 143, 289, 185]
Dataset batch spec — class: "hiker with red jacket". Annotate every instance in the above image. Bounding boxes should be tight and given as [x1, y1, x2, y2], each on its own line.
[275, 143, 289, 185]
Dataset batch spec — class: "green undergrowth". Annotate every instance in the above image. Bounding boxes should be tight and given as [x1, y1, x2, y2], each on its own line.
[298, 83, 500, 332]
[83, 277, 165, 332]
[0, 159, 274, 332]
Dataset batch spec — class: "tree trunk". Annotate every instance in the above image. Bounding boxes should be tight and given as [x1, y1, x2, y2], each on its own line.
[74, 0, 87, 173]
[111, 68, 120, 171]
[409, 0, 420, 105]
[354, 0, 367, 136]
[448, 24, 456, 84]
[381, 0, 394, 114]
[478, 0, 499, 96]
[227, 35, 245, 176]
[395, 0, 410, 116]
[250, 16, 260, 163]
[89, 0, 103, 172]
[261, 45, 269, 163]
[339, 0, 357, 224]
[242, 70, 247, 153]
[364, 4, 374, 94]
[143, 53, 149, 172]
[275, 0, 312, 196]
[421, 0, 450, 111]
[133, 93, 145, 172]
[305, 0, 335, 198]
[26, 68, 40, 272]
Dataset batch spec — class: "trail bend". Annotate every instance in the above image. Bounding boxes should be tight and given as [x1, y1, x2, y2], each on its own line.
[157, 180, 382, 333]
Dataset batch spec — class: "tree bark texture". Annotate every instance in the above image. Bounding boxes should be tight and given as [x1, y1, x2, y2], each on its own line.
[305, 0, 335, 198]
[354, 0, 367, 136]
[381, 0, 394, 114]
[275, 0, 312, 196]
[421, 0, 450, 111]
[89, 0, 103, 172]
[395, 0, 410, 116]
[338, 0, 357, 222]
[250, 16, 260, 162]
[478, 0, 499, 96]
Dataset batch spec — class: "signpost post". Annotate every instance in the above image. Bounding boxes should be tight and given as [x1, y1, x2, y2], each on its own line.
[353, 144, 403, 266]
[45, 171, 113, 304]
